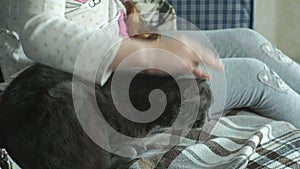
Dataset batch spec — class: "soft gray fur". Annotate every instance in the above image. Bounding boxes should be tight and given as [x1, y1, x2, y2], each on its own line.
[0, 64, 211, 169]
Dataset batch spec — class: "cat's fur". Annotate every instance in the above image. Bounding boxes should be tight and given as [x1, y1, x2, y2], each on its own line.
[0, 64, 211, 169]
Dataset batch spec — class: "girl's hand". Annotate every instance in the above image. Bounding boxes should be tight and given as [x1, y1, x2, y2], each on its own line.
[149, 35, 224, 78]
[110, 35, 224, 79]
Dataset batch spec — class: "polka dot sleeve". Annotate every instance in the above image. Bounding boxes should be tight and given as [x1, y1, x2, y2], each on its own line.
[18, 0, 123, 86]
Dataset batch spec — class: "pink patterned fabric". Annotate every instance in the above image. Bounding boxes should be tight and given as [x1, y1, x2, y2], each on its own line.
[118, 10, 129, 39]
[74, 0, 88, 4]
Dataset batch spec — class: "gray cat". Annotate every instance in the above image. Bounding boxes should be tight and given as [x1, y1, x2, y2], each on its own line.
[0, 64, 212, 169]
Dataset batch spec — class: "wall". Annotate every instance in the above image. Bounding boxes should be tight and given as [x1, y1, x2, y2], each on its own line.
[254, 0, 300, 63]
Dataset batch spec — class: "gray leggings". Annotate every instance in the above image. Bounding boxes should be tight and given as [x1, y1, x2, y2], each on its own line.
[182, 29, 300, 128]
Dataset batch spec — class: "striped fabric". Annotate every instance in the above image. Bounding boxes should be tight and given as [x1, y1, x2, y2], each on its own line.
[168, 0, 253, 30]
[1, 113, 299, 169]
[0, 149, 21, 169]
[132, 0, 177, 31]
[120, 111, 300, 169]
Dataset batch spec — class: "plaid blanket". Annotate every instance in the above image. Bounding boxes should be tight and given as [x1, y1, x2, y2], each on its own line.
[168, 0, 253, 30]
[1, 112, 299, 169]
[119, 111, 300, 169]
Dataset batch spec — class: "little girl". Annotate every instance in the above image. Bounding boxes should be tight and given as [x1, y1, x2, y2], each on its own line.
[0, 0, 299, 129]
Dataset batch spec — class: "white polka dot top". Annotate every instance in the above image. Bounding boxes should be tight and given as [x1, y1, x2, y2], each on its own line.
[0, 0, 126, 89]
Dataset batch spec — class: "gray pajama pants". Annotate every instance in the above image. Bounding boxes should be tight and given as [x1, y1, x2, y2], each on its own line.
[182, 29, 300, 128]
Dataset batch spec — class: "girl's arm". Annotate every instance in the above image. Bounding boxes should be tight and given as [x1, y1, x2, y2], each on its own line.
[18, 0, 122, 85]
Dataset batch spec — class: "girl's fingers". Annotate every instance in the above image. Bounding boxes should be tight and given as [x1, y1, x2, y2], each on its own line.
[201, 48, 224, 71]
[192, 68, 210, 79]
[179, 37, 224, 71]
